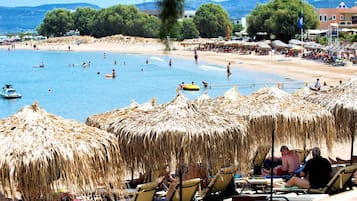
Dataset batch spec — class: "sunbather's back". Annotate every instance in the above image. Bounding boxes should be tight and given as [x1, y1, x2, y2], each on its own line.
[310, 164, 357, 194]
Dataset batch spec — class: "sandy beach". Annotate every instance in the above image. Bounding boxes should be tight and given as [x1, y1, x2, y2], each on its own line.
[4, 35, 357, 159]
[7, 35, 357, 86]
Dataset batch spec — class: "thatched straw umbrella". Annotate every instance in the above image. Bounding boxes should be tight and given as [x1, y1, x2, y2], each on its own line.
[0, 102, 124, 201]
[236, 87, 336, 148]
[201, 86, 336, 198]
[86, 93, 248, 175]
[86, 98, 157, 130]
[240, 87, 335, 198]
[305, 76, 357, 163]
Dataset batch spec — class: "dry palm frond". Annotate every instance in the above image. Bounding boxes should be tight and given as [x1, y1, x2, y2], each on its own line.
[305, 76, 357, 142]
[87, 93, 249, 174]
[200, 87, 336, 151]
[237, 87, 336, 150]
[0, 102, 124, 201]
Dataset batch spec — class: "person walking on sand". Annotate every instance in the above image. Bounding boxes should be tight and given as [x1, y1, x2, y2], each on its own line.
[226, 62, 232, 78]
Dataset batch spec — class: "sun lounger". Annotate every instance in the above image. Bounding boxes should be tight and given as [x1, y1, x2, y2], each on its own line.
[231, 193, 329, 201]
[201, 166, 238, 200]
[131, 182, 159, 201]
[252, 145, 271, 175]
[273, 164, 357, 195]
[90, 181, 159, 201]
[167, 178, 201, 201]
[235, 177, 284, 194]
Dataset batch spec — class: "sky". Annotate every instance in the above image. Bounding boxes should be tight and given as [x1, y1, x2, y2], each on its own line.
[1, 0, 155, 8]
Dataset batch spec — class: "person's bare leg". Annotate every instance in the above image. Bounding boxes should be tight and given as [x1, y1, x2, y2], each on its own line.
[285, 176, 310, 189]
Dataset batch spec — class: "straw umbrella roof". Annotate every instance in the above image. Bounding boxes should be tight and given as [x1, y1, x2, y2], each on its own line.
[0, 102, 123, 201]
[213, 87, 336, 149]
[305, 76, 357, 142]
[211, 87, 245, 105]
[86, 98, 157, 130]
[194, 92, 211, 104]
[86, 93, 248, 173]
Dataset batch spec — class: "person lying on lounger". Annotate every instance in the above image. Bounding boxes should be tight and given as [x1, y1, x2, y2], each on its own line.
[277, 147, 332, 189]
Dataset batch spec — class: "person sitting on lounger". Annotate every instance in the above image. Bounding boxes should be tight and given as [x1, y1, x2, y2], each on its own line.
[282, 147, 332, 189]
[262, 145, 300, 176]
[310, 78, 321, 91]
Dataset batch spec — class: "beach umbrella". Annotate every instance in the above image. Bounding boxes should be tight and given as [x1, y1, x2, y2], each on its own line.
[203, 87, 336, 198]
[305, 76, 357, 164]
[238, 87, 335, 146]
[0, 102, 124, 201]
[288, 39, 304, 46]
[85, 98, 157, 130]
[271, 40, 289, 49]
[87, 93, 249, 201]
[205, 87, 335, 148]
[86, 93, 249, 174]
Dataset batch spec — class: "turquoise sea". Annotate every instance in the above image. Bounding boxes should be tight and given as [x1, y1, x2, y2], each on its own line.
[0, 49, 303, 122]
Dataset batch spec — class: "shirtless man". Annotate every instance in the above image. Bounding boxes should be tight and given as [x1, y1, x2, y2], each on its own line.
[262, 145, 300, 176]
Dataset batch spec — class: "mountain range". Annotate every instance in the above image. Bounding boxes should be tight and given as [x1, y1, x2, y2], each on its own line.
[0, 0, 355, 34]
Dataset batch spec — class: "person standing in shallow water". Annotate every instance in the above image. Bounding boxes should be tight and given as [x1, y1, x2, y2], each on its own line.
[226, 62, 232, 78]
[112, 69, 116, 78]
[194, 50, 198, 64]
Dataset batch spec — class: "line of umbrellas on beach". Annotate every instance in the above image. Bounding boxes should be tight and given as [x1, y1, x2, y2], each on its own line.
[1, 76, 357, 200]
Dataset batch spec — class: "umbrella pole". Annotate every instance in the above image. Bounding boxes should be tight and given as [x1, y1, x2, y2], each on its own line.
[304, 132, 307, 164]
[351, 113, 356, 165]
[179, 148, 183, 201]
[179, 167, 183, 201]
[270, 120, 275, 199]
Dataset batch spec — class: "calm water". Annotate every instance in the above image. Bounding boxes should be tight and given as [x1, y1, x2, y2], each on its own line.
[0, 49, 302, 122]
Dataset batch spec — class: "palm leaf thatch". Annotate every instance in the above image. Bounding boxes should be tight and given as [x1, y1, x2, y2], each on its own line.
[86, 98, 157, 130]
[305, 76, 357, 142]
[0, 102, 123, 201]
[215, 87, 245, 103]
[194, 92, 211, 104]
[199, 87, 246, 113]
[239, 87, 336, 149]
[202, 87, 336, 149]
[292, 86, 312, 98]
[86, 93, 248, 174]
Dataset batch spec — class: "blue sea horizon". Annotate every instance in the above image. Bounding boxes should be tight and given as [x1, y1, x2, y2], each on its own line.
[0, 49, 304, 122]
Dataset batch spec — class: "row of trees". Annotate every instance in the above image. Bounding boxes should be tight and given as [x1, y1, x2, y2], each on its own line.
[37, 3, 235, 40]
[37, 0, 320, 42]
[247, 0, 318, 42]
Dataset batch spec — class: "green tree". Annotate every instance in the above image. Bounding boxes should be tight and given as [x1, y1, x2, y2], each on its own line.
[37, 9, 74, 37]
[247, 0, 318, 42]
[232, 23, 243, 34]
[182, 19, 199, 39]
[193, 3, 232, 38]
[130, 13, 160, 38]
[72, 7, 97, 36]
[90, 5, 143, 37]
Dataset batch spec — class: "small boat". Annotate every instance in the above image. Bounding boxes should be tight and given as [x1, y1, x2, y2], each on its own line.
[0, 84, 22, 99]
[182, 84, 200, 91]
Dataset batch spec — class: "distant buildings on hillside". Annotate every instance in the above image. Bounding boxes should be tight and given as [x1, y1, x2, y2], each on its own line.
[142, 10, 196, 20]
[317, 1, 357, 30]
